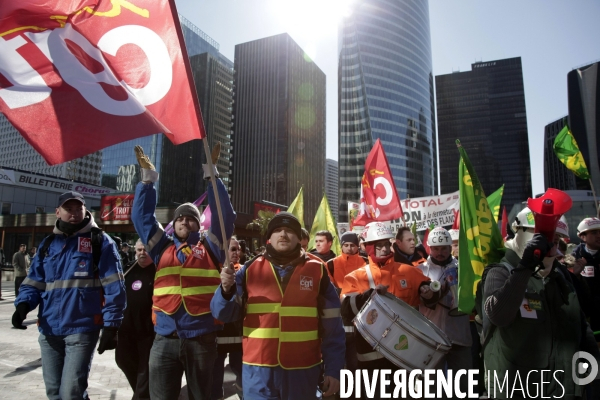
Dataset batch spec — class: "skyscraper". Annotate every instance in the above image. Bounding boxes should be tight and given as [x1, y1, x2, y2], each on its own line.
[338, 0, 437, 222]
[544, 117, 577, 191]
[100, 16, 233, 204]
[231, 33, 326, 225]
[158, 52, 234, 204]
[568, 61, 600, 192]
[0, 112, 102, 185]
[436, 57, 531, 208]
[325, 159, 339, 222]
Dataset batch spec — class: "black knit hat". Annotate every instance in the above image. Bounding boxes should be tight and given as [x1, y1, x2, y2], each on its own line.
[173, 203, 201, 226]
[266, 212, 302, 239]
[340, 232, 359, 246]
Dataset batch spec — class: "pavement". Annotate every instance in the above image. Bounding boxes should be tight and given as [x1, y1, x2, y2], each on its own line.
[0, 280, 240, 400]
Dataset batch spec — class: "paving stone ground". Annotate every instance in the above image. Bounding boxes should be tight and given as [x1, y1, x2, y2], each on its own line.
[0, 280, 239, 400]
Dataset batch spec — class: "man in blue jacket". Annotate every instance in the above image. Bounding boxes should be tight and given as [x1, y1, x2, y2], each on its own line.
[12, 191, 126, 400]
[132, 144, 235, 400]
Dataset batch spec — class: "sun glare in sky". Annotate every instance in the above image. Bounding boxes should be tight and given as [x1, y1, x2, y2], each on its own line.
[268, 0, 356, 61]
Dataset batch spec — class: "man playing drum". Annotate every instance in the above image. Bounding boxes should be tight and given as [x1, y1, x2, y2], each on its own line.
[340, 222, 429, 398]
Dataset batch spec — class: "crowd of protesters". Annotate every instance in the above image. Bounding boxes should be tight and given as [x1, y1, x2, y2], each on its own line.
[8, 146, 600, 399]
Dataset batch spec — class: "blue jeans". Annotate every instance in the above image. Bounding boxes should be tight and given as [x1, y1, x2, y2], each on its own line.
[38, 331, 100, 400]
[149, 333, 217, 400]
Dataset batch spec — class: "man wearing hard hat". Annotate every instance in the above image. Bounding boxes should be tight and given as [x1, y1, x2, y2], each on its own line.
[340, 222, 429, 397]
[418, 227, 472, 394]
[573, 217, 600, 339]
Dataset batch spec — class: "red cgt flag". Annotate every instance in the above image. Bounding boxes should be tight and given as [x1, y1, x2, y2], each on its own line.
[0, 0, 204, 165]
[353, 139, 403, 226]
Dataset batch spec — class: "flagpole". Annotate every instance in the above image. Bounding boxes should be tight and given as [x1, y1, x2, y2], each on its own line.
[202, 138, 230, 269]
[589, 178, 600, 217]
[403, 194, 410, 227]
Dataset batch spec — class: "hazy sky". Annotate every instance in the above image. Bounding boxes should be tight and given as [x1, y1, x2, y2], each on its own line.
[174, 0, 600, 196]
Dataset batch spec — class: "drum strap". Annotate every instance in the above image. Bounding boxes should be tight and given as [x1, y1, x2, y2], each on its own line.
[365, 265, 376, 289]
[356, 351, 385, 362]
[347, 293, 360, 315]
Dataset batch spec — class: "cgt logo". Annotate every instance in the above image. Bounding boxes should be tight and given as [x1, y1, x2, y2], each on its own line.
[300, 275, 313, 291]
[572, 351, 599, 385]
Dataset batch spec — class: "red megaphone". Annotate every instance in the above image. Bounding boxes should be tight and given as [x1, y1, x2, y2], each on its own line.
[527, 188, 572, 242]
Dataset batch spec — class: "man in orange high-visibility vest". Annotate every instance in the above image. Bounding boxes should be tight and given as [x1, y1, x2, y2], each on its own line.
[326, 232, 367, 372]
[132, 145, 236, 400]
[211, 212, 345, 399]
[340, 222, 429, 398]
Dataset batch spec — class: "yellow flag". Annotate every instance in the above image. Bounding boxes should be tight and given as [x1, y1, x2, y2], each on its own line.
[287, 187, 305, 228]
[308, 194, 341, 255]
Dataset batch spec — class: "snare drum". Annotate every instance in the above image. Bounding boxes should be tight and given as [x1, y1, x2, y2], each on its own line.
[354, 292, 452, 370]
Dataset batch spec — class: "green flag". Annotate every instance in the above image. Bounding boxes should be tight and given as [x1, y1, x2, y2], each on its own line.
[457, 140, 506, 313]
[287, 187, 305, 228]
[308, 193, 341, 255]
[486, 185, 504, 223]
[553, 122, 590, 179]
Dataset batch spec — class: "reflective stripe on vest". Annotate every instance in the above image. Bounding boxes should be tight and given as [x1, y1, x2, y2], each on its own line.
[22, 275, 121, 291]
[344, 325, 354, 333]
[152, 242, 220, 316]
[243, 256, 323, 369]
[217, 336, 242, 344]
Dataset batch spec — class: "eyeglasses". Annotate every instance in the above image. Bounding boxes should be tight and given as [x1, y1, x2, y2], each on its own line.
[230, 247, 240, 252]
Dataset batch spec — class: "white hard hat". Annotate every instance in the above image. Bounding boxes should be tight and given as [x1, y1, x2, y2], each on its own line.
[362, 222, 394, 243]
[448, 229, 459, 241]
[555, 216, 569, 238]
[577, 217, 600, 235]
[427, 227, 452, 247]
[512, 207, 535, 231]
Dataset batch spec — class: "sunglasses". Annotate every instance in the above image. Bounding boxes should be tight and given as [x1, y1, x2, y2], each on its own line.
[230, 247, 240, 251]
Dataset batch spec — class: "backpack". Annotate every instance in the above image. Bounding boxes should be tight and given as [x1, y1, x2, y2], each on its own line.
[38, 227, 104, 273]
[473, 261, 512, 349]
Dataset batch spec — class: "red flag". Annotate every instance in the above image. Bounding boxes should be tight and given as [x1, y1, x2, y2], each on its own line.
[452, 209, 460, 230]
[0, 0, 204, 165]
[423, 226, 431, 254]
[501, 206, 508, 240]
[354, 139, 403, 226]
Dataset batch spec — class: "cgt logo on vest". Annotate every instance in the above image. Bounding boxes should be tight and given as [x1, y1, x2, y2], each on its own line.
[300, 275, 313, 291]
[192, 246, 205, 260]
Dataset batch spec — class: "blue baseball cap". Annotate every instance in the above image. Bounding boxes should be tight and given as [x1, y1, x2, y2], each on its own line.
[57, 191, 85, 208]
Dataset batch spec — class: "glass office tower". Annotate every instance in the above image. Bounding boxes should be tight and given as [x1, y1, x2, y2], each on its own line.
[568, 61, 600, 192]
[436, 57, 531, 207]
[231, 33, 326, 224]
[338, 0, 437, 222]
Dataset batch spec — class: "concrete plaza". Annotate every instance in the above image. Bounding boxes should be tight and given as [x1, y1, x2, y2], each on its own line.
[0, 281, 239, 400]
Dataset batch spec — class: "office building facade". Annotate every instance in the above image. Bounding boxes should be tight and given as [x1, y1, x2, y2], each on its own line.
[544, 117, 577, 191]
[568, 61, 600, 192]
[436, 57, 531, 207]
[158, 52, 234, 204]
[325, 159, 339, 221]
[100, 17, 233, 205]
[338, 0, 437, 222]
[0, 113, 102, 185]
[231, 33, 326, 225]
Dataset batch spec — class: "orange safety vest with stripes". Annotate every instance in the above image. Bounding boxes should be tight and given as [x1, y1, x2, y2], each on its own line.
[152, 242, 221, 316]
[243, 256, 323, 369]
